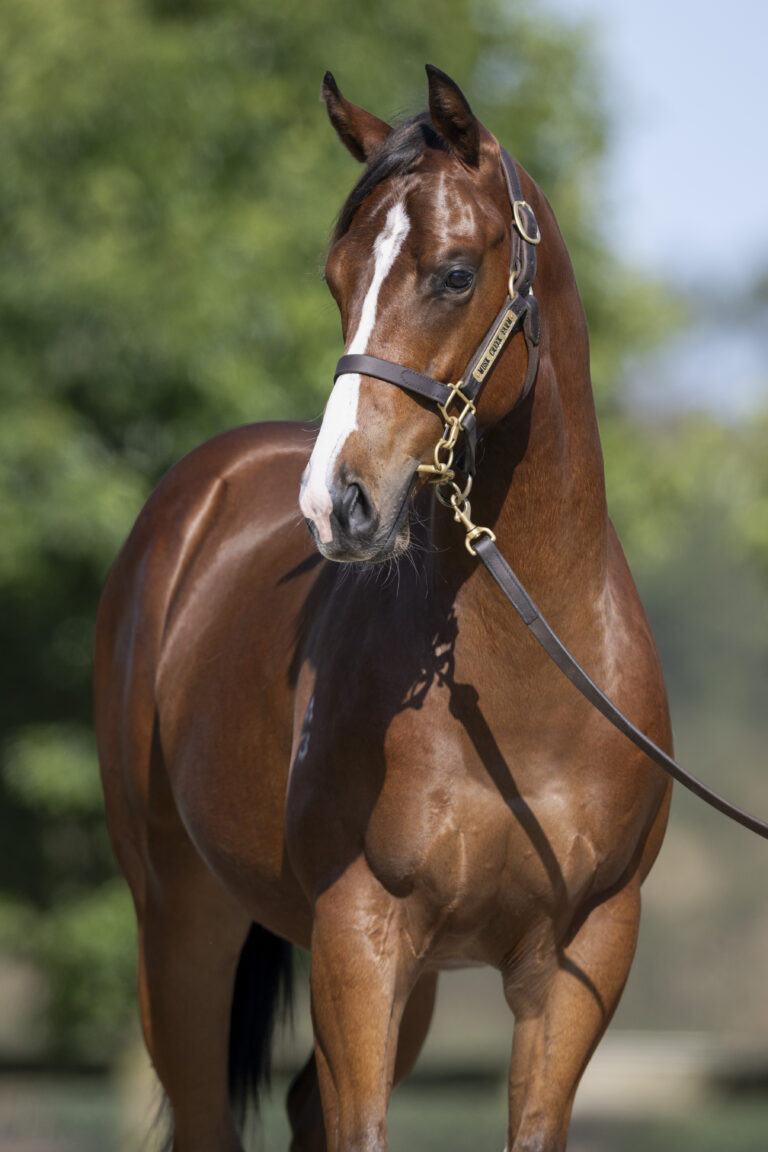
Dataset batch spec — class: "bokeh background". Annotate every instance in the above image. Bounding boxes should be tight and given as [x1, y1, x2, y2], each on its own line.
[0, 0, 766, 1148]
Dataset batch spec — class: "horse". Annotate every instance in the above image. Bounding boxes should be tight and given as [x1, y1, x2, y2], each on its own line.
[94, 65, 672, 1152]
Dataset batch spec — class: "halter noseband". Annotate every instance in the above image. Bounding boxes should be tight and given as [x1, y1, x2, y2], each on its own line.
[333, 147, 541, 552]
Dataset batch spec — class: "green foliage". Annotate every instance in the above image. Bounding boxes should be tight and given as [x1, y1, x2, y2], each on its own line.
[600, 415, 730, 571]
[5, 726, 102, 817]
[34, 881, 137, 1062]
[725, 410, 768, 574]
[0, 0, 702, 1062]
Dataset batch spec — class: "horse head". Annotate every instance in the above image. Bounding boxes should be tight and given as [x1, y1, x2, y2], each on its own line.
[300, 66, 535, 562]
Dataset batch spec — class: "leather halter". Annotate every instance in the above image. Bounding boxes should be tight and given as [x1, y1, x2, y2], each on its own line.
[335, 147, 542, 476]
[331, 147, 768, 842]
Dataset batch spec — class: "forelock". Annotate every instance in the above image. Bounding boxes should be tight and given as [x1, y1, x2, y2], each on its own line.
[331, 113, 449, 245]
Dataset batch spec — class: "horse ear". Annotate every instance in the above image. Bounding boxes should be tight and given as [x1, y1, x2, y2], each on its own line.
[321, 72, 393, 164]
[425, 64, 481, 167]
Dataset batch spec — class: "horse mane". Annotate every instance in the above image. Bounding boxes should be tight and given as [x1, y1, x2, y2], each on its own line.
[331, 112, 449, 244]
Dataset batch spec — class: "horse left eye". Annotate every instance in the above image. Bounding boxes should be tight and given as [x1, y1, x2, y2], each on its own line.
[444, 268, 474, 293]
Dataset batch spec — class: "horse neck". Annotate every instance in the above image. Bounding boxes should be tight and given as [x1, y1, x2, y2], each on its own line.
[432, 231, 610, 611]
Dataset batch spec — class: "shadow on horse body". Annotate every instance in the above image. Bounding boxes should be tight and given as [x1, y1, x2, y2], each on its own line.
[94, 67, 672, 1152]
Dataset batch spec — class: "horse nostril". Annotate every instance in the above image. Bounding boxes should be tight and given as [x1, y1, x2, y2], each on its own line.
[334, 480, 377, 539]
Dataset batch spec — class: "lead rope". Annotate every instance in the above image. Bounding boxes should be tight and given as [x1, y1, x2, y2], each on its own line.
[422, 403, 768, 841]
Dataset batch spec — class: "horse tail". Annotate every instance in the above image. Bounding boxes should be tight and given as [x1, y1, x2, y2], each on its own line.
[228, 921, 294, 1127]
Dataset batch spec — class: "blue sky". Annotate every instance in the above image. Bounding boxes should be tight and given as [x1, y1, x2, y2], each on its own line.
[548, 0, 768, 291]
[546, 0, 768, 415]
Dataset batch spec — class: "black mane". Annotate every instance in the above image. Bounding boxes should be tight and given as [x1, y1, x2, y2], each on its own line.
[332, 112, 448, 244]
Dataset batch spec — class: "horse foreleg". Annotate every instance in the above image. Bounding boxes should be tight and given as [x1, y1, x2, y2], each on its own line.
[287, 1052, 325, 1152]
[307, 861, 421, 1152]
[287, 970, 437, 1152]
[502, 880, 641, 1152]
[393, 968, 439, 1082]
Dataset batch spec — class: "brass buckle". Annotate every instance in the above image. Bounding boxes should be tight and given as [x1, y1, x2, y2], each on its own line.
[513, 200, 541, 246]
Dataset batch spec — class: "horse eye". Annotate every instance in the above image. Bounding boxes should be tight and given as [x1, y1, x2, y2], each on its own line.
[444, 267, 474, 293]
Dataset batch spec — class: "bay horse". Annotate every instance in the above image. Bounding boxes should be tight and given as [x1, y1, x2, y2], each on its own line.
[94, 66, 672, 1152]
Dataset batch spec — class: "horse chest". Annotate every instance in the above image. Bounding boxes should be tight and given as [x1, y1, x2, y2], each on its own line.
[287, 657, 608, 948]
[364, 772, 509, 902]
[364, 768, 592, 934]
[289, 733, 585, 956]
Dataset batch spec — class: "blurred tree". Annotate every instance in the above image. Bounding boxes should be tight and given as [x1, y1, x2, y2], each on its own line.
[732, 412, 768, 572]
[724, 277, 768, 575]
[0, 0, 694, 1061]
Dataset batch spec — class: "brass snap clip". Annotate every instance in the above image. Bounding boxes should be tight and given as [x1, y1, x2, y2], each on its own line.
[448, 488, 497, 556]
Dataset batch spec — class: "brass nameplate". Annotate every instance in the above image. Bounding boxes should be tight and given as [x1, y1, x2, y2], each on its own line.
[471, 308, 519, 384]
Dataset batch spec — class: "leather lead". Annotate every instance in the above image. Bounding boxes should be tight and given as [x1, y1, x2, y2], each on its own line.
[472, 535, 768, 841]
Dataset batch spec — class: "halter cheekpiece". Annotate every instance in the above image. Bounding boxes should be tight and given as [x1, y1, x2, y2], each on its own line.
[334, 147, 541, 493]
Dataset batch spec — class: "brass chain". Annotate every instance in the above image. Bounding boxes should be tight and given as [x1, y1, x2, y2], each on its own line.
[415, 382, 496, 557]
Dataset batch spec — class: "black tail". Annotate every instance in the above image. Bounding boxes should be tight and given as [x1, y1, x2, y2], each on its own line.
[228, 921, 294, 1129]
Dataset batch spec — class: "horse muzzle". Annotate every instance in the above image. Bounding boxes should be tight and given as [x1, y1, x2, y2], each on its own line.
[300, 471, 412, 563]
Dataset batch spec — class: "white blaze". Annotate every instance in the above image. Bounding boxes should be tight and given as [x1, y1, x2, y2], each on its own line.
[300, 200, 411, 542]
